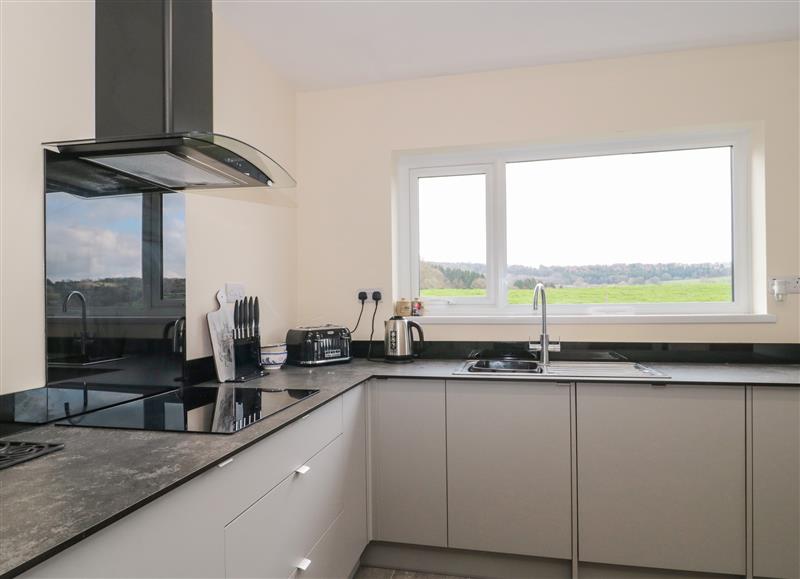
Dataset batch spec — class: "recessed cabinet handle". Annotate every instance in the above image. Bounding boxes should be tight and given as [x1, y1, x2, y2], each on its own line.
[295, 464, 311, 475]
[296, 558, 312, 571]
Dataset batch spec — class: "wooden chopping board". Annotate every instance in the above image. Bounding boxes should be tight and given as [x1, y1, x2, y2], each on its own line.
[207, 289, 235, 382]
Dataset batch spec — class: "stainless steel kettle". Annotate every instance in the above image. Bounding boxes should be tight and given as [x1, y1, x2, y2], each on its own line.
[384, 316, 424, 361]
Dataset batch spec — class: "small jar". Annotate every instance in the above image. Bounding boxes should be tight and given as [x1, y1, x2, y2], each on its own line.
[395, 298, 412, 317]
[411, 297, 425, 316]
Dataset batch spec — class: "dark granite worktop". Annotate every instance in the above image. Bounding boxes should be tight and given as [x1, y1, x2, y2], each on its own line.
[1, 359, 798, 577]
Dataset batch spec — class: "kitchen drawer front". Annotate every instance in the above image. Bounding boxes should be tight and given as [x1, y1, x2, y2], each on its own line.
[218, 397, 342, 522]
[293, 510, 352, 579]
[224, 435, 346, 579]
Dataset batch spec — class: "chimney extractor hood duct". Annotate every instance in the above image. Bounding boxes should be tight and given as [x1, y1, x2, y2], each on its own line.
[45, 0, 295, 196]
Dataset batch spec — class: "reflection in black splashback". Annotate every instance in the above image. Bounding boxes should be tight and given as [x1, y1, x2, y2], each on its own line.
[45, 149, 187, 389]
[56, 386, 320, 434]
[0, 383, 175, 437]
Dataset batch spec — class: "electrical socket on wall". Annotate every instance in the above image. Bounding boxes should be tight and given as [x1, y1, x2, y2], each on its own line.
[769, 276, 800, 301]
[225, 282, 246, 303]
[357, 288, 383, 302]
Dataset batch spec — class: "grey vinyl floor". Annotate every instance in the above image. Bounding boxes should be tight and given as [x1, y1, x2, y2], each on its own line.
[354, 566, 470, 579]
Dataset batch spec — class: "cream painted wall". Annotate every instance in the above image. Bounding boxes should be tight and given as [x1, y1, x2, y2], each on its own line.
[184, 15, 298, 360]
[0, 6, 298, 391]
[296, 41, 800, 343]
[0, 1, 95, 394]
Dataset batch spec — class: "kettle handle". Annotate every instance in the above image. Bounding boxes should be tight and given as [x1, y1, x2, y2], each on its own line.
[408, 320, 425, 357]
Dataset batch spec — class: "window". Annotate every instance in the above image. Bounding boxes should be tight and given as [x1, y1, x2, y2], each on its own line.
[398, 130, 752, 318]
[416, 167, 491, 301]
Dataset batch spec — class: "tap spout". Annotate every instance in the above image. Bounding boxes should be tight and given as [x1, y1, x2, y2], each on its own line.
[533, 283, 547, 336]
[532, 283, 554, 365]
[63, 291, 89, 358]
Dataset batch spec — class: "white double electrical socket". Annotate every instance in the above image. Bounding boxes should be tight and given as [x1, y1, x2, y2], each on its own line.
[225, 282, 246, 303]
[770, 277, 800, 301]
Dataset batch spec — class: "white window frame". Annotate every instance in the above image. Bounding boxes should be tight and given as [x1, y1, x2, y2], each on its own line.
[409, 164, 497, 307]
[396, 128, 755, 320]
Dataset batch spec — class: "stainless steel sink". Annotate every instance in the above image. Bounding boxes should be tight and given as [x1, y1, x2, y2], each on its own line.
[455, 360, 667, 379]
[467, 359, 543, 374]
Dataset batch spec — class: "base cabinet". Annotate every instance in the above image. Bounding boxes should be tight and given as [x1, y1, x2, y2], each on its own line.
[225, 435, 346, 578]
[577, 383, 746, 575]
[333, 384, 370, 575]
[369, 378, 448, 547]
[19, 460, 229, 579]
[22, 390, 367, 579]
[22, 375, 796, 579]
[753, 386, 800, 579]
[297, 384, 369, 579]
[446, 379, 572, 559]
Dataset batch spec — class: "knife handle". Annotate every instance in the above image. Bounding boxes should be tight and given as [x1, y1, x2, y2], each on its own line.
[248, 296, 255, 338]
[240, 297, 247, 338]
[233, 300, 239, 340]
[237, 300, 243, 340]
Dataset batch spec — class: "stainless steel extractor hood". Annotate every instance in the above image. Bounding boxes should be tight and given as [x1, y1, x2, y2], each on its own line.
[44, 132, 295, 197]
[45, 0, 295, 197]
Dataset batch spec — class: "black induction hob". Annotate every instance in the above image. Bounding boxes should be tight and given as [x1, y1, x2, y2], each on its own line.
[55, 386, 320, 434]
[0, 383, 175, 437]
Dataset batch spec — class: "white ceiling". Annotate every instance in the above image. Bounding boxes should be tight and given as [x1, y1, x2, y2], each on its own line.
[213, 1, 799, 90]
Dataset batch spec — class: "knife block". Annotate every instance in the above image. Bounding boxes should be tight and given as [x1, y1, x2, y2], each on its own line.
[232, 336, 264, 382]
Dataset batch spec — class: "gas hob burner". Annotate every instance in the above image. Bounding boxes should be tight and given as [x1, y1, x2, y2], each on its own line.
[0, 440, 64, 470]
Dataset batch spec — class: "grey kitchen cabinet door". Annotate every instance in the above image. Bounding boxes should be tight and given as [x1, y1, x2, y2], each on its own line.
[577, 383, 746, 575]
[370, 378, 448, 547]
[341, 384, 369, 566]
[753, 386, 800, 579]
[446, 379, 572, 559]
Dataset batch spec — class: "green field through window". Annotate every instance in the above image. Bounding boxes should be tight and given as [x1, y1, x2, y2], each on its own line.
[421, 278, 732, 304]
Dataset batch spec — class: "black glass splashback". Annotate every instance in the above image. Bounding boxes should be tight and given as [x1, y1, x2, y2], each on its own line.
[351, 340, 800, 364]
[55, 386, 319, 434]
[0, 383, 174, 437]
[45, 150, 187, 389]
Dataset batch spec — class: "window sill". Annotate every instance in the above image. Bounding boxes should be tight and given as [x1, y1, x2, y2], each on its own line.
[413, 313, 777, 325]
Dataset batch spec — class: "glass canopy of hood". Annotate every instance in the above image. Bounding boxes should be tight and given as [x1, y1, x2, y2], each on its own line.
[44, 132, 296, 197]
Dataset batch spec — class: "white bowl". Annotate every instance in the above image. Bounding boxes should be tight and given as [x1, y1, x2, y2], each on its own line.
[261, 345, 287, 368]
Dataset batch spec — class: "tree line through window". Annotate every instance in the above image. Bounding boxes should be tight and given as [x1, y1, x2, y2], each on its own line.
[420, 260, 732, 304]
